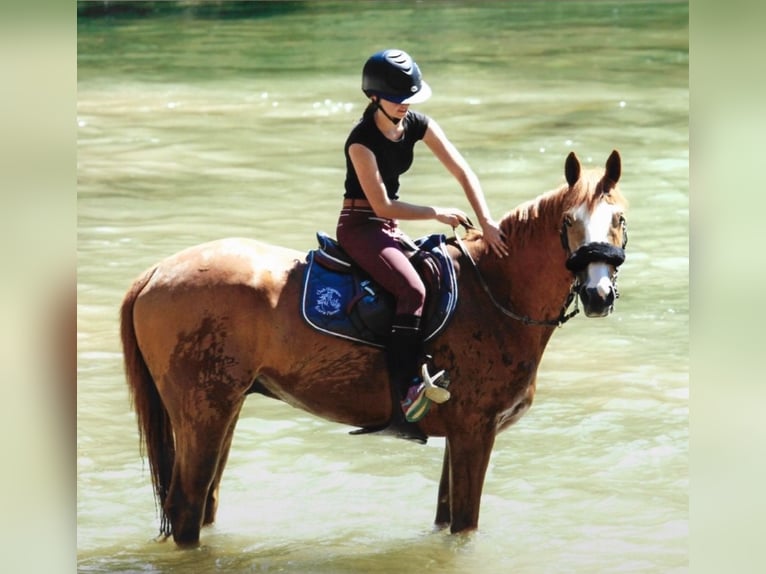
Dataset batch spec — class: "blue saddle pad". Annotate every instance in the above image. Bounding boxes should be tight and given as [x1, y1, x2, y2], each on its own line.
[300, 233, 458, 348]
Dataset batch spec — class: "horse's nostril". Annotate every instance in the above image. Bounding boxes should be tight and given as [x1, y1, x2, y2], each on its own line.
[586, 284, 614, 303]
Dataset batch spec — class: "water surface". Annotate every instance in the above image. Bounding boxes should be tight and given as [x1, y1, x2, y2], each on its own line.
[77, 2, 688, 572]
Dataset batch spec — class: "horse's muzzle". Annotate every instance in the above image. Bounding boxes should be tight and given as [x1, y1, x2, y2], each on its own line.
[568, 242, 624, 318]
[579, 282, 616, 317]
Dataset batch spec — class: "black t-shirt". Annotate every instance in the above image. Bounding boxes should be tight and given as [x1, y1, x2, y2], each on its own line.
[343, 106, 430, 200]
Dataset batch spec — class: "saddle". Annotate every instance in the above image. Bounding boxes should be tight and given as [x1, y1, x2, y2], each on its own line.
[300, 231, 458, 348]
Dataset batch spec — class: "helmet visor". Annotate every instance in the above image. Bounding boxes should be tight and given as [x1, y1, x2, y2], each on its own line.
[378, 79, 432, 104]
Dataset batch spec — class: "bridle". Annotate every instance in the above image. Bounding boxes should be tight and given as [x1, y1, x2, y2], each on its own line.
[452, 216, 627, 327]
[560, 214, 628, 272]
[561, 214, 627, 303]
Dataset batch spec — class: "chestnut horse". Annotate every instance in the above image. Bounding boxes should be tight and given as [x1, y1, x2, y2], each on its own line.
[120, 150, 628, 546]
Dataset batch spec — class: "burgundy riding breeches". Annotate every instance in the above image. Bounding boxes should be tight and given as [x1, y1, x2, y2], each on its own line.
[336, 207, 426, 317]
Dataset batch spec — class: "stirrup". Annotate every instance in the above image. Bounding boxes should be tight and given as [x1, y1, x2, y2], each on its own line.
[420, 363, 451, 404]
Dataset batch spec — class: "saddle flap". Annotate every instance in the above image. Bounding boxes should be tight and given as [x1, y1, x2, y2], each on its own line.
[410, 250, 442, 296]
[412, 234, 458, 341]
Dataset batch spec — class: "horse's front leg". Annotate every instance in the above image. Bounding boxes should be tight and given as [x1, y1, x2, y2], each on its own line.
[445, 429, 496, 533]
[435, 442, 451, 528]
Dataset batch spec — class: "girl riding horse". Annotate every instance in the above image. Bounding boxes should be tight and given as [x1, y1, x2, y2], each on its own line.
[337, 49, 508, 437]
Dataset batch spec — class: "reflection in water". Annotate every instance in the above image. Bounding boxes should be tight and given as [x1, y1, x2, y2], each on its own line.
[78, 2, 688, 572]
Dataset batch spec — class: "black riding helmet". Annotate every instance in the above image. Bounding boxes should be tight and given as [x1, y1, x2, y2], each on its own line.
[362, 49, 432, 104]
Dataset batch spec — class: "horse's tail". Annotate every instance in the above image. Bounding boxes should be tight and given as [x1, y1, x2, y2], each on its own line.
[120, 267, 173, 538]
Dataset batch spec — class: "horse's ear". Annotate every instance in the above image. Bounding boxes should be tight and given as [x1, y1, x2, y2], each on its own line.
[606, 149, 621, 184]
[565, 152, 580, 186]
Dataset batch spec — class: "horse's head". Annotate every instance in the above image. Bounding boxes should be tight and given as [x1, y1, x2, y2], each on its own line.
[560, 150, 628, 318]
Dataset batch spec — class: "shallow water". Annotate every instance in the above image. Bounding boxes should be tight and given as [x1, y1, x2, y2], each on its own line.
[77, 2, 688, 572]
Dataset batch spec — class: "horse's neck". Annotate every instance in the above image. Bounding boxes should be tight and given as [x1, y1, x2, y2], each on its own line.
[465, 224, 572, 322]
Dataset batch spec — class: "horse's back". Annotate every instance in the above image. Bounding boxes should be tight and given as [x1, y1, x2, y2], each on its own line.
[142, 237, 303, 291]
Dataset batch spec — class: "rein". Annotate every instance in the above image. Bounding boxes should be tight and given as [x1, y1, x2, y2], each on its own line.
[452, 224, 580, 327]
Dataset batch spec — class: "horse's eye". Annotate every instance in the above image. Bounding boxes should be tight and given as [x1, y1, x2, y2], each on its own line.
[563, 214, 574, 227]
[618, 215, 628, 248]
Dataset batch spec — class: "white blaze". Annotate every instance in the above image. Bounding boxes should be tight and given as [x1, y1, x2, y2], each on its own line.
[574, 201, 615, 244]
[576, 202, 618, 300]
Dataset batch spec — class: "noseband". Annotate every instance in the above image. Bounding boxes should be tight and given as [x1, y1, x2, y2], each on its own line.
[565, 242, 625, 273]
[560, 214, 628, 273]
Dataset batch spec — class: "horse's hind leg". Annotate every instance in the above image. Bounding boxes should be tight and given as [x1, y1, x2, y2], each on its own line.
[164, 399, 244, 546]
[203, 403, 243, 527]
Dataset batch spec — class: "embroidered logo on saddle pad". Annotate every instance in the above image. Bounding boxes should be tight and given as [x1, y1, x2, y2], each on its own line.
[300, 233, 458, 347]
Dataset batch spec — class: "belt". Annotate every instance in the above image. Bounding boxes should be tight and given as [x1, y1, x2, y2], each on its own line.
[342, 198, 372, 209]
